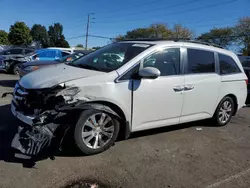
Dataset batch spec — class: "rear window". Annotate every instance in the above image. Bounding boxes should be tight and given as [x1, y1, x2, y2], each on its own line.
[219, 54, 241, 75]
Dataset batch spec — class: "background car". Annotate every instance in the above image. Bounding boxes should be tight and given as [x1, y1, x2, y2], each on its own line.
[19, 52, 87, 77]
[239, 55, 250, 104]
[0, 47, 35, 56]
[0, 49, 70, 75]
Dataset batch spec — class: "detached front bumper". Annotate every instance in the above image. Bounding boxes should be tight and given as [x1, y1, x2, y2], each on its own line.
[0, 65, 7, 72]
[11, 100, 35, 125]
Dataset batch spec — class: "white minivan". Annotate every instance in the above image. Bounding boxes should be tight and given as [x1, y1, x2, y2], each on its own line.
[9, 40, 248, 158]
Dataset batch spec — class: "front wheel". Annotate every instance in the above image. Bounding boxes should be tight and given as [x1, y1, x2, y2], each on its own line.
[74, 110, 120, 155]
[213, 96, 235, 126]
[13, 63, 21, 75]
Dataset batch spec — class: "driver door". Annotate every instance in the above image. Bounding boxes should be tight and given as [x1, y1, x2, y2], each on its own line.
[132, 48, 185, 132]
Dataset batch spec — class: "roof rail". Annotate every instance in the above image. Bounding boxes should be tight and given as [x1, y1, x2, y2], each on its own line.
[178, 39, 224, 49]
[119, 38, 224, 49]
[119, 37, 190, 42]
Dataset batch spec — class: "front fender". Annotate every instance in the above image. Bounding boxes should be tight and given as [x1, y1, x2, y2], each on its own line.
[57, 102, 121, 119]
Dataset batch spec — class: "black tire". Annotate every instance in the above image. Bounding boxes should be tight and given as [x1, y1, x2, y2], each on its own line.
[13, 63, 21, 75]
[212, 96, 235, 126]
[74, 109, 120, 155]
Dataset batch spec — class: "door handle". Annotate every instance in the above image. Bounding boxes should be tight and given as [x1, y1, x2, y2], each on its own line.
[173, 86, 184, 92]
[184, 85, 194, 91]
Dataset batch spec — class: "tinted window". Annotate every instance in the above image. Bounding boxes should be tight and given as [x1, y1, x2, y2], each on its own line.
[142, 48, 180, 76]
[7, 49, 23, 54]
[242, 61, 250, 68]
[25, 49, 34, 54]
[219, 54, 241, 74]
[120, 64, 140, 80]
[62, 52, 69, 57]
[187, 49, 215, 74]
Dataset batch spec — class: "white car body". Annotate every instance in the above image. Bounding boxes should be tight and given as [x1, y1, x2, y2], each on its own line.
[13, 41, 247, 133]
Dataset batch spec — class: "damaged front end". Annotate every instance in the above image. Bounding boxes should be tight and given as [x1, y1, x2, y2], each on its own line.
[9, 82, 82, 161]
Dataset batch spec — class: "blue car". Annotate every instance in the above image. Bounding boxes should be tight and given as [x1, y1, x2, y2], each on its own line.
[32, 49, 71, 61]
[0, 49, 71, 75]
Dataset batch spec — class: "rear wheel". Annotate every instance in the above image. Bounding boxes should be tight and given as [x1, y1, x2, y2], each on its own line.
[74, 110, 120, 155]
[213, 96, 235, 126]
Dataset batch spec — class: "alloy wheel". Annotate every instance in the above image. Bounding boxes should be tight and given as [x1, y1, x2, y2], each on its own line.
[218, 100, 232, 124]
[81, 113, 114, 149]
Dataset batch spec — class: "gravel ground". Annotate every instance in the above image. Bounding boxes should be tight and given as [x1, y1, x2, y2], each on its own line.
[0, 73, 250, 188]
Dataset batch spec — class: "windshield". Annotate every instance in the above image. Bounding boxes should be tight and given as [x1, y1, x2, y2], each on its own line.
[67, 42, 153, 72]
[60, 52, 85, 63]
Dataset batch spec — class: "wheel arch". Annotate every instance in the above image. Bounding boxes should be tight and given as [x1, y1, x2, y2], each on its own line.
[217, 94, 238, 116]
[74, 100, 131, 139]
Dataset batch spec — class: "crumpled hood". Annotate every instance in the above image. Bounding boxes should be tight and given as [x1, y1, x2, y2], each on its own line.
[19, 64, 105, 89]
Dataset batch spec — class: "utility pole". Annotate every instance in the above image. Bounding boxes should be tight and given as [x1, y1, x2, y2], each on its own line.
[85, 13, 94, 50]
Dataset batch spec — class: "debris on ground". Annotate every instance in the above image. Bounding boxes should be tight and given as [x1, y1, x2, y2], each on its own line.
[63, 179, 109, 188]
[196, 128, 203, 131]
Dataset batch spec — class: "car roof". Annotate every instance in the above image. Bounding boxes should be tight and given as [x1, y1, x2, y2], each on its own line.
[119, 40, 234, 56]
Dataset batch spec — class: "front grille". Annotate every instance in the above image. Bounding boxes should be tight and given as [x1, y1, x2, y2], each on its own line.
[13, 83, 51, 114]
[13, 83, 35, 114]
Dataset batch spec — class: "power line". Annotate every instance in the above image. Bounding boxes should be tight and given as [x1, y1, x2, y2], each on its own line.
[98, 0, 201, 20]
[95, 0, 239, 24]
[95, 0, 166, 14]
[89, 34, 115, 40]
[61, 0, 166, 27]
[66, 34, 114, 40]
[66, 35, 85, 40]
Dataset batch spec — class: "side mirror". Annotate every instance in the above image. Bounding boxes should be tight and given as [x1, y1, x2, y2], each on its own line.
[138, 67, 161, 79]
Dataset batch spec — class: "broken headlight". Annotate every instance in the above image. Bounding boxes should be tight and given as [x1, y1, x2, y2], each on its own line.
[56, 86, 80, 104]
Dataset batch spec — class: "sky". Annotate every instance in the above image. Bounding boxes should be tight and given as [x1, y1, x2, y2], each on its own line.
[0, 0, 249, 48]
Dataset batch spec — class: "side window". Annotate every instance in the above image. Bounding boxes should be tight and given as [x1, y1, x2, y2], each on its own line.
[142, 48, 180, 76]
[8, 49, 23, 54]
[62, 51, 70, 57]
[187, 49, 215, 74]
[219, 54, 241, 74]
[242, 61, 250, 68]
[25, 49, 34, 54]
[119, 64, 140, 81]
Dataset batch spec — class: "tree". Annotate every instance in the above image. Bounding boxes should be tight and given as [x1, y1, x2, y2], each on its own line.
[114, 23, 193, 41]
[114, 24, 172, 41]
[56, 35, 70, 48]
[48, 23, 69, 47]
[76, 44, 84, 47]
[0, 30, 9, 45]
[170, 24, 194, 39]
[30, 24, 49, 47]
[149, 24, 172, 38]
[92, 46, 102, 50]
[8, 22, 32, 46]
[197, 27, 233, 48]
[234, 17, 250, 55]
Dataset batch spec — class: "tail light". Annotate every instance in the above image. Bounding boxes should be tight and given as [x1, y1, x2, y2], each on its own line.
[246, 79, 249, 85]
